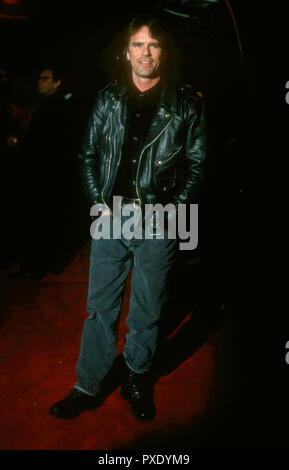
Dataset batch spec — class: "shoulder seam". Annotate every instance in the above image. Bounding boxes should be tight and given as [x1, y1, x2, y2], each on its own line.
[96, 82, 115, 95]
[180, 84, 204, 100]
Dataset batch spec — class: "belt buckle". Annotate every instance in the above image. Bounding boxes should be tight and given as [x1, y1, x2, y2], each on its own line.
[132, 198, 140, 208]
[122, 197, 140, 208]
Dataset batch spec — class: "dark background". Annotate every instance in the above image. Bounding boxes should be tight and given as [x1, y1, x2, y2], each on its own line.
[1, 0, 259, 221]
[1, 0, 259, 277]
[0, 0, 263, 198]
[1, 0, 254, 108]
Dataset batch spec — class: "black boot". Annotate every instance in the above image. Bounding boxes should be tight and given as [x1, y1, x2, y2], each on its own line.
[121, 368, 156, 423]
[49, 388, 103, 419]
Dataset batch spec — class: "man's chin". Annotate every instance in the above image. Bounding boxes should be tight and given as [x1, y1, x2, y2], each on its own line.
[136, 70, 159, 79]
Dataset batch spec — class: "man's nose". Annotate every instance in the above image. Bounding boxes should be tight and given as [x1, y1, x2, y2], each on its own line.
[143, 45, 151, 56]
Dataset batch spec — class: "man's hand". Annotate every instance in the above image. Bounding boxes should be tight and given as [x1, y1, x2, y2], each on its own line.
[90, 203, 111, 221]
[6, 136, 19, 148]
[100, 208, 111, 217]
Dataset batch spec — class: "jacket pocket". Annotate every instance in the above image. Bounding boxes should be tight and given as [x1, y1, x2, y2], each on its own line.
[154, 144, 183, 171]
[154, 145, 183, 192]
[154, 172, 177, 193]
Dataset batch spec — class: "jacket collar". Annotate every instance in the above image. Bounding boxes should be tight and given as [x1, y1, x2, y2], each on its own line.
[111, 82, 127, 99]
[111, 79, 177, 114]
[159, 82, 178, 114]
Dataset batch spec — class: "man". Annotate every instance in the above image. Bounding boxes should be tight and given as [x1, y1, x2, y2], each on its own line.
[9, 66, 76, 279]
[50, 15, 207, 422]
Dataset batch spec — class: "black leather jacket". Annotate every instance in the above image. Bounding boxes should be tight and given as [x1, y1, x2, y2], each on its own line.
[78, 81, 207, 210]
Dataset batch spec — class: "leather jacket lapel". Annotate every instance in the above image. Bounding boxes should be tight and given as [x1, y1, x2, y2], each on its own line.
[142, 83, 177, 148]
[112, 81, 177, 150]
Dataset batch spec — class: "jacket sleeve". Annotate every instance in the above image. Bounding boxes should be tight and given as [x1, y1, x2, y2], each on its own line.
[173, 94, 208, 205]
[78, 92, 105, 205]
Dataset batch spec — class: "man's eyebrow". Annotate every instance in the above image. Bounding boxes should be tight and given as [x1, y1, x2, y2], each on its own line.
[132, 41, 160, 45]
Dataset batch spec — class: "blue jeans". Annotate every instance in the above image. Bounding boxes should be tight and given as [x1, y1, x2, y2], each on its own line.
[75, 212, 178, 396]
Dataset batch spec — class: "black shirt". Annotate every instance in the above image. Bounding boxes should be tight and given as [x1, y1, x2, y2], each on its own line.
[112, 79, 162, 199]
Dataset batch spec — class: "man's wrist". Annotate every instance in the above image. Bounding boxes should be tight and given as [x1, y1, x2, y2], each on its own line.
[90, 202, 111, 220]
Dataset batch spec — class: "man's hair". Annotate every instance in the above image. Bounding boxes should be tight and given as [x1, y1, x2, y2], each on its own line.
[40, 65, 64, 83]
[125, 15, 171, 51]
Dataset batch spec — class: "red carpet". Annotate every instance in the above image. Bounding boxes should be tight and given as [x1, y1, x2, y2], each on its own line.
[0, 242, 228, 450]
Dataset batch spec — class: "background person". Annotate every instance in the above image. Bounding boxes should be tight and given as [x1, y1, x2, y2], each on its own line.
[9, 65, 78, 279]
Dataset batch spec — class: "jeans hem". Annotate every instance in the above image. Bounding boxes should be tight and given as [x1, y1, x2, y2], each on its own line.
[123, 352, 151, 374]
[74, 383, 99, 396]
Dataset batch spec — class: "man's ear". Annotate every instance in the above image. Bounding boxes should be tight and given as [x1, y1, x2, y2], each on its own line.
[55, 79, 61, 89]
[126, 50, 130, 61]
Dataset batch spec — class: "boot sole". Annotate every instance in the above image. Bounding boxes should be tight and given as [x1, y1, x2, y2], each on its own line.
[49, 408, 81, 419]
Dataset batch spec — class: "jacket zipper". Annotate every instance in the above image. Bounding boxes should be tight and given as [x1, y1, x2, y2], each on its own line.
[136, 114, 173, 203]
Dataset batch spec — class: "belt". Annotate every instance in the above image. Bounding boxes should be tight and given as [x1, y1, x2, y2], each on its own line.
[121, 197, 141, 206]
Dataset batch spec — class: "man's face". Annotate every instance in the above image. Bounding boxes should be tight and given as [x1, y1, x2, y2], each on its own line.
[126, 25, 162, 80]
[38, 69, 60, 97]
